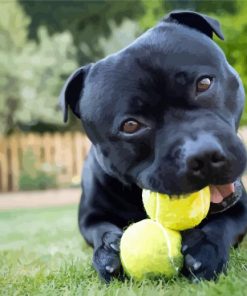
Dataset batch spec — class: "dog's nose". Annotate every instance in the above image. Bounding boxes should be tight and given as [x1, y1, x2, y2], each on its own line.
[185, 137, 226, 178]
[187, 150, 226, 176]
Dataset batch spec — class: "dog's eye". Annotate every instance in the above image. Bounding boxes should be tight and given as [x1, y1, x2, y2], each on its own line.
[121, 120, 142, 134]
[197, 77, 212, 92]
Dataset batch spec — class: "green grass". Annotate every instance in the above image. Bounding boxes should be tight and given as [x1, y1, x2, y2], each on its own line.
[1, 206, 247, 295]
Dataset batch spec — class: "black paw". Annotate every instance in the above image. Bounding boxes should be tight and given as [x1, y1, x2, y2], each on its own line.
[181, 229, 228, 281]
[93, 231, 123, 283]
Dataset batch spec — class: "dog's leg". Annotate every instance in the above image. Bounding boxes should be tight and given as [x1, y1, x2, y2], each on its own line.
[80, 212, 123, 283]
[78, 151, 145, 282]
[181, 183, 247, 280]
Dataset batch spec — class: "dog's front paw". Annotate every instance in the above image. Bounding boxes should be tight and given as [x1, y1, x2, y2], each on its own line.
[181, 229, 228, 281]
[93, 231, 123, 282]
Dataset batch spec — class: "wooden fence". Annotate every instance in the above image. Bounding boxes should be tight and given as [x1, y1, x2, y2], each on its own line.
[0, 132, 91, 192]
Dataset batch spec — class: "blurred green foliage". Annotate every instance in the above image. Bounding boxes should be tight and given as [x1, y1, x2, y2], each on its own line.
[19, 150, 57, 191]
[0, 0, 78, 134]
[165, 0, 238, 15]
[139, 0, 239, 30]
[20, 0, 144, 64]
[1, 0, 247, 134]
[216, 4, 247, 124]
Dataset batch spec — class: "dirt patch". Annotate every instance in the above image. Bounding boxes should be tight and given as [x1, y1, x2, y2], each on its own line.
[0, 188, 81, 210]
[1, 177, 247, 211]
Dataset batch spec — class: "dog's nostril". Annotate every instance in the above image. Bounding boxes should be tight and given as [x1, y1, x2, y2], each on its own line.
[188, 158, 204, 172]
[211, 152, 225, 164]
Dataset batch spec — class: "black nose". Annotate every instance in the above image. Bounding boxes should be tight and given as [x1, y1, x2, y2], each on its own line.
[185, 139, 226, 178]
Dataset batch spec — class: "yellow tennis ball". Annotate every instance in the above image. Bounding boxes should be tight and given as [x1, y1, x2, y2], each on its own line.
[142, 187, 210, 231]
[120, 219, 183, 280]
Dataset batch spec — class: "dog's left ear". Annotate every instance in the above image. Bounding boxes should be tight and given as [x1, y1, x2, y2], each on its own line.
[59, 64, 92, 123]
[164, 10, 224, 40]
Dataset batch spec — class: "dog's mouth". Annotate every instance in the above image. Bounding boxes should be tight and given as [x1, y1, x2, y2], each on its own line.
[209, 180, 242, 214]
[209, 183, 235, 204]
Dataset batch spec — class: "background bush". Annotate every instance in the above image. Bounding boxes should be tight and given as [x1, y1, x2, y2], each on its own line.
[19, 150, 57, 191]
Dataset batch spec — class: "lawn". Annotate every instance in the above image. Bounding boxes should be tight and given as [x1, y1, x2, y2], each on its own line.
[1, 206, 247, 295]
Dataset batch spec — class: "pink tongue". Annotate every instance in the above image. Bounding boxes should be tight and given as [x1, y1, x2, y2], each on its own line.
[210, 183, 235, 204]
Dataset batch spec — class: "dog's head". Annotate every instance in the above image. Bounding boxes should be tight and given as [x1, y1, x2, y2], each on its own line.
[60, 11, 246, 199]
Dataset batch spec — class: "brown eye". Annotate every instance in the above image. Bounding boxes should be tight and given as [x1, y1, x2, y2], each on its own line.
[122, 120, 141, 134]
[197, 77, 212, 92]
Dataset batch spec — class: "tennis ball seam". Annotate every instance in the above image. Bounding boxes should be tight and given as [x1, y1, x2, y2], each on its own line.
[154, 221, 172, 260]
[152, 220, 181, 272]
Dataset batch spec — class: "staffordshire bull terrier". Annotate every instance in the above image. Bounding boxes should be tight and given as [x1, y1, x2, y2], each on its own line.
[60, 10, 247, 282]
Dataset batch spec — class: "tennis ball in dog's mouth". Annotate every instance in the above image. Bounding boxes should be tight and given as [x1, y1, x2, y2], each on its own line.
[120, 219, 183, 280]
[142, 186, 210, 231]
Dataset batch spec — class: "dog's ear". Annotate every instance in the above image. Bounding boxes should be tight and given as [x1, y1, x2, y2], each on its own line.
[59, 64, 91, 123]
[164, 10, 224, 40]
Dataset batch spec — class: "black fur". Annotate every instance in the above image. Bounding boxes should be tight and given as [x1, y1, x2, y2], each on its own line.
[60, 11, 247, 282]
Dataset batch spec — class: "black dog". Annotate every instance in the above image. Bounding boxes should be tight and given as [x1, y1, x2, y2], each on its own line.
[60, 11, 247, 282]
